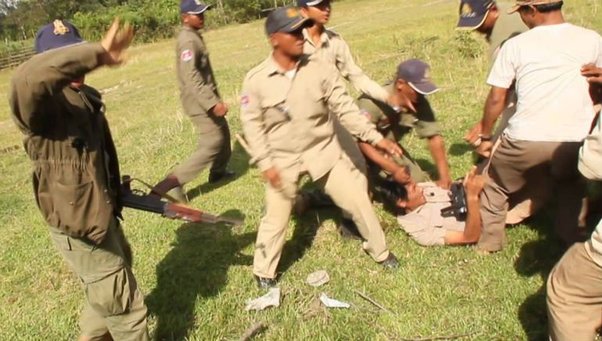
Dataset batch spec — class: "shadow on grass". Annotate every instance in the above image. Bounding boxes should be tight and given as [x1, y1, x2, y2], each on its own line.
[448, 142, 473, 157]
[514, 213, 565, 341]
[186, 141, 250, 200]
[146, 209, 253, 341]
[276, 185, 342, 279]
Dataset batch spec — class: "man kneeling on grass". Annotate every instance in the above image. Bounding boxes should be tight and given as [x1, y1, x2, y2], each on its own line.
[389, 167, 485, 246]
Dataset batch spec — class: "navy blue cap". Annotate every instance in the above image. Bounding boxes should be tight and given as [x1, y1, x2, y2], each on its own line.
[397, 59, 439, 95]
[265, 7, 313, 36]
[456, 0, 495, 29]
[180, 0, 211, 14]
[35, 20, 83, 54]
[297, 0, 326, 6]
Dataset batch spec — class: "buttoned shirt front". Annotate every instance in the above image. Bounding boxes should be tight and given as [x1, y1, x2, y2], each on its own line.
[240, 54, 383, 181]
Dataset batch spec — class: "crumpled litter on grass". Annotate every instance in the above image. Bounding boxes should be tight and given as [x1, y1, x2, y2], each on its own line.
[245, 288, 281, 311]
[319, 293, 350, 308]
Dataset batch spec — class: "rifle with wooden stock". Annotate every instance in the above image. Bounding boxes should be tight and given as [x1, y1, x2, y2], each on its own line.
[120, 175, 243, 226]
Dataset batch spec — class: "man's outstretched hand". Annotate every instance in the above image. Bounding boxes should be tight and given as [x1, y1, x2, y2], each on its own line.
[100, 18, 134, 66]
[582, 64, 602, 84]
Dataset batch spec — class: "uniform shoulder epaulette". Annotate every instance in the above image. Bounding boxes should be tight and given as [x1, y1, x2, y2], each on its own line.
[325, 28, 339, 39]
[245, 59, 270, 81]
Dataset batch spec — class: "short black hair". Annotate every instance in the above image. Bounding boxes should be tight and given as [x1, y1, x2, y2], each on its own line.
[534, 1, 563, 12]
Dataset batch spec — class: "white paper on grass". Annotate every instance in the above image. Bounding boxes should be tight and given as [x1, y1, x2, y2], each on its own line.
[319, 292, 350, 308]
[245, 287, 281, 311]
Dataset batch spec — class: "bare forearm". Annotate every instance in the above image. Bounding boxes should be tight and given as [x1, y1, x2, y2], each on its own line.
[358, 141, 403, 174]
[428, 135, 450, 181]
[481, 87, 508, 136]
[463, 196, 482, 243]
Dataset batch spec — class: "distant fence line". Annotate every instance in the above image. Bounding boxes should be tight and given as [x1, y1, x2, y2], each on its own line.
[0, 46, 35, 70]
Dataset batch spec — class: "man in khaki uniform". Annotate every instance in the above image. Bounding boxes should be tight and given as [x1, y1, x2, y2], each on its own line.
[456, 0, 527, 62]
[241, 7, 402, 288]
[296, 0, 408, 235]
[152, 0, 233, 201]
[10, 20, 148, 341]
[547, 66, 602, 339]
[298, 0, 392, 104]
[357, 59, 452, 189]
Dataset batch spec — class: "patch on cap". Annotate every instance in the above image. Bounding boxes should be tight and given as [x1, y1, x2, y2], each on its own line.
[456, 0, 494, 29]
[461, 3, 473, 16]
[181, 49, 193, 62]
[53, 20, 70, 35]
[287, 8, 299, 18]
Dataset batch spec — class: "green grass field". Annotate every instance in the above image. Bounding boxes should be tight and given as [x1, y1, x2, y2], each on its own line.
[1, 0, 601, 339]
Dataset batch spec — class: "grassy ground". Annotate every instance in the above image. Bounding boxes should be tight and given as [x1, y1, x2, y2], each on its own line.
[1, 0, 601, 340]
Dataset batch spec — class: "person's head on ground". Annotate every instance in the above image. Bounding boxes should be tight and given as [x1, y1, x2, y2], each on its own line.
[392, 59, 439, 111]
[266, 7, 313, 60]
[456, 0, 500, 35]
[395, 182, 427, 212]
[298, 0, 331, 26]
[180, 0, 211, 30]
[509, 0, 564, 28]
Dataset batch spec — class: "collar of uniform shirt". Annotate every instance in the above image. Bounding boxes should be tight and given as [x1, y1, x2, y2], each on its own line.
[302, 28, 330, 48]
[266, 54, 312, 77]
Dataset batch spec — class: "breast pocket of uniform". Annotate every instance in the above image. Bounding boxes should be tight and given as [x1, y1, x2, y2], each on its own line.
[262, 102, 291, 131]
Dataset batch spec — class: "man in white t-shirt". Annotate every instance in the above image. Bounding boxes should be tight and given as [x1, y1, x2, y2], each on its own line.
[473, 0, 602, 252]
[546, 65, 602, 340]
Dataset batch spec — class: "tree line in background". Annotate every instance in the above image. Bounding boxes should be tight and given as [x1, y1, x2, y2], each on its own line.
[0, 0, 302, 46]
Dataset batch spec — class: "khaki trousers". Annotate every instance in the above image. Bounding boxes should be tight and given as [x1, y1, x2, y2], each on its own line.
[172, 117, 231, 184]
[478, 137, 585, 252]
[547, 243, 602, 341]
[50, 219, 149, 341]
[253, 154, 390, 279]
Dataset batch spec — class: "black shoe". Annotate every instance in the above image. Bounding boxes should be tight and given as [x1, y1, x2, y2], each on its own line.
[208, 170, 235, 183]
[338, 218, 362, 240]
[254, 275, 277, 289]
[378, 252, 399, 269]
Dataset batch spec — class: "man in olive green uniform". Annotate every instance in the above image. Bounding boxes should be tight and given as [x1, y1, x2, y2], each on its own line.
[152, 0, 232, 201]
[357, 59, 452, 190]
[10, 20, 148, 341]
[241, 7, 402, 288]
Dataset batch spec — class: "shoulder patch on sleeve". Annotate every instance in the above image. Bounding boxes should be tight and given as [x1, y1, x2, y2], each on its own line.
[360, 109, 372, 121]
[180, 49, 193, 62]
[240, 94, 250, 110]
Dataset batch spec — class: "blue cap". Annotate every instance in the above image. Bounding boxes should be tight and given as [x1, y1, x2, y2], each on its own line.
[397, 59, 439, 95]
[265, 7, 313, 36]
[297, 0, 326, 6]
[34, 20, 83, 54]
[456, 0, 495, 29]
[180, 0, 211, 14]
